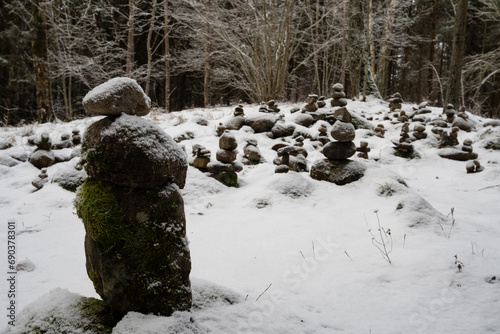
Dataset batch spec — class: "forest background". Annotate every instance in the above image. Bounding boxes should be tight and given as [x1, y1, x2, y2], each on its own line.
[0, 0, 499, 124]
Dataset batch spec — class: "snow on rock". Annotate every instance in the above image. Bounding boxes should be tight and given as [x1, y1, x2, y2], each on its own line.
[82, 77, 151, 117]
[82, 113, 188, 189]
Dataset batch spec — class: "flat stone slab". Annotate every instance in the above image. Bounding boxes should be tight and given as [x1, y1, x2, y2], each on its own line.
[310, 159, 366, 185]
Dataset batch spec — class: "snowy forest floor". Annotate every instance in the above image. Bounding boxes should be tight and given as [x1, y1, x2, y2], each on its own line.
[1, 97, 500, 333]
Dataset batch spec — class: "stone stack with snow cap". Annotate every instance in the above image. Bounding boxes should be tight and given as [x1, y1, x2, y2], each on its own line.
[191, 144, 211, 171]
[82, 77, 151, 116]
[302, 94, 319, 112]
[331, 83, 348, 107]
[28, 132, 56, 169]
[75, 77, 192, 318]
[388, 92, 403, 111]
[225, 105, 246, 131]
[207, 130, 243, 187]
[310, 107, 366, 185]
[242, 139, 263, 165]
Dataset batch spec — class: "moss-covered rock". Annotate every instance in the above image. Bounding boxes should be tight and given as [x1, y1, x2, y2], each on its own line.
[75, 178, 192, 317]
[81, 114, 187, 189]
[211, 171, 238, 187]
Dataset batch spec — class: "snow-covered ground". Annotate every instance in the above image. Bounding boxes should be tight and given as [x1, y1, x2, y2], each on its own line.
[1, 97, 499, 333]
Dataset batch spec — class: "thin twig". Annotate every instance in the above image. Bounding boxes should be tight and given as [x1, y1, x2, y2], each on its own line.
[255, 283, 272, 301]
[344, 250, 353, 261]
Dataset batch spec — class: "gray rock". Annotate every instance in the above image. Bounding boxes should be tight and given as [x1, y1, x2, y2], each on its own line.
[452, 117, 475, 132]
[275, 164, 290, 173]
[28, 150, 55, 169]
[245, 114, 278, 133]
[243, 144, 262, 163]
[438, 149, 478, 161]
[330, 121, 356, 142]
[310, 159, 366, 185]
[82, 77, 151, 116]
[350, 111, 374, 130]
[207, 161, 243, 173]
[331, 98, 348, 107]
[81, 114, 187, 189]
[53, 166, 87, 192]
[334, 107, 352, 123]
[225, 116, 246, 131]
[292, 113, 315, 127]
[219, 131, 238, 151]
[322, 141, 356, 160]
[216, 149, 237, 163]
[271, 123, 295, 138]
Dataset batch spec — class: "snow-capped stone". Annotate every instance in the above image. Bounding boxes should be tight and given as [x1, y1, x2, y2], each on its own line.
[82, 77, 151, 116]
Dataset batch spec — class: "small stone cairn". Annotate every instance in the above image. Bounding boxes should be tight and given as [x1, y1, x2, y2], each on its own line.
[439, 138, 478, 161]
[28, 132, 56, 169]
[388, 93, 403, 111]
[317, 122, 330, 145]
[207, 130, 243, 187]
[75, 77, 192, 318]
[356, 141, 371, 159]
[260, 100, 280, 113]
[302, 94, 319, 113]
[331, 83, 348, 107]
[317, 96, 326, 108]
[444, 104, 456, 123]
[392, 123, 416, 158]
[274, 145, 308, 173]
[242, 139, 263, 165]
[191, 144, 211, 171]
[216, 123, 226, 136]
[72, 128, 81, 145]
[32, 168, 48, 190]
[225, 105, 246, 131]
[438, 127, 460, 148]
[452, 106, 475, 132]
[53, 133, 73, 150]
[310, 107, 366, 185]
[412, 123, 427, 140]
[374, 124, 386, 138]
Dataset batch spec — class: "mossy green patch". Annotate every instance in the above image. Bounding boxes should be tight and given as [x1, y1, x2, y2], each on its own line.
[75, 179, 128, 248]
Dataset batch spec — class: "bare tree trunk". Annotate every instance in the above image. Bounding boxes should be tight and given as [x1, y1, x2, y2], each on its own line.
[126, 0, 135, 76]
[367, 0, 375, 75]
[445, 0, 468, 109]
[339, 0, 349, 88]
[32, 0, 52, 123]
[203, 0, 211, 108]
[376, 0, 399, 98]
[428, 0, 438, 99]
[164, 0, 170, 112]
[145, 0, 158, 96]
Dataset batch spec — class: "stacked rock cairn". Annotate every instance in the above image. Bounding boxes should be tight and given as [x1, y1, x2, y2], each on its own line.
[438, 138, 479, 161]
[392, 122, 416, 157]
[243, 139, 263, 165]
[191, 144, 211, 171]
[302, 94, 319, 112]
[412, 123, 427, 140]
[356, 141, 371, 159]
[75, 77, 192, 319]
[310, 107, 366, 185]
[207, 130, 243, 187]
[260, 100, 280, 113]
[388, 92, 403, 111]
[28, 132, 55, 169]
[331, 83, 348, 107]
[444, 104, 456, 123]
[225, 105, 246, 131]
[72, 128, 82, 145]
[32, 167, 48, 190]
